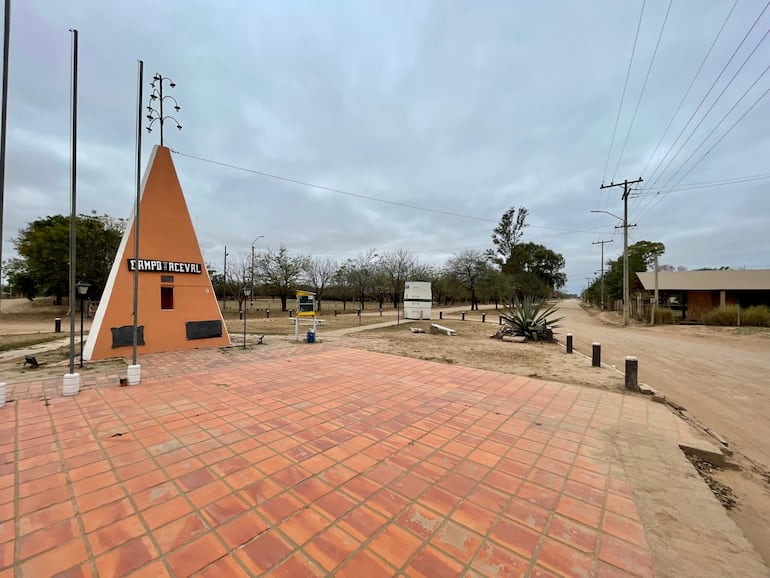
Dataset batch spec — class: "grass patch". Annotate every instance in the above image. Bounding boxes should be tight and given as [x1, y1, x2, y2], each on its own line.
[0, 333, 64, 353]
[703, 305, 770, 327]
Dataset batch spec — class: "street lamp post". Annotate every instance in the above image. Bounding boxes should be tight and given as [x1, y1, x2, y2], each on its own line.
[250, 235, 264, 304]
[146, 73, 182, 146]
[76, 280, 90, 368]
[242, 286, 251, 349]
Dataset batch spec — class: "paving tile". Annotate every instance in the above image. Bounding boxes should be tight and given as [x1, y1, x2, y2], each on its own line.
[471, 542, 529, 577]
[153, 513, 208, 553]
[93, 535, 157, 578]
[599, 533, 655, 578]
[237, 529, 294, 574]
[335, 548, 397, 578]
[304, 525, 360, 572]
[16, 537, 89, 577]
[489, 517, 541, 560]
[166, 533, 227, 577]
[406, 544, 466, 578]
[87, 514, 146, 556]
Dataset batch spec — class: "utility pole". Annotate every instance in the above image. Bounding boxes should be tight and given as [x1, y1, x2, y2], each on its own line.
[651, 254, 659, 325]
[599, 178, 642, 326]
[223, 245, 229, 312]
[592, 239, 613, 310]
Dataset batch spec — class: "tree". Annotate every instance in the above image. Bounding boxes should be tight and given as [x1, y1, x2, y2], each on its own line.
[380, 249, 418, 309]
[303, 257, 337, 312]
[447, 250, 491, 310]
[254, 245, 308, 311]
[503, 242, 566, 298]
[478, 268, 513, 308]
[602, 240, 666, 302]
[12, 213, 124, 304]
[488, 206, 529, 265]
[344, 249, 380, 310]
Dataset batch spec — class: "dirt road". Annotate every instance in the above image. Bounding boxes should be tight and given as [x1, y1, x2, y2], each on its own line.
[560, 299, 770, 468]
[560, 299, 770, 565]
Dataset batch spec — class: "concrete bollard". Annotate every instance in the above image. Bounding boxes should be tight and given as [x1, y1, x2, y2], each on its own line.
[461, 312, 466, 321]
[266, 309, 270, 319]
[481, 313, 486, 323]
[334, 308, 338, 316]
[379, 308, 383, 317]
[54, 317, 62, 333]
[592, 342, 601, 367]
[499, 316, 503, 325]
[439, 311, 443, 320]
[625, 356, 639, 391]
[566, 333, 573, 354]
[239, 310, 244, 320]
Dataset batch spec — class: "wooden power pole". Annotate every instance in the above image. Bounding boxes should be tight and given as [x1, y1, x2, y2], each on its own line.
[592, 239, 613, 310]
[599, 178, 642, 326]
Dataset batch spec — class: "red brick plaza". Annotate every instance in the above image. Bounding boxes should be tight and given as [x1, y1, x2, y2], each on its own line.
[2, 345, 669, 577]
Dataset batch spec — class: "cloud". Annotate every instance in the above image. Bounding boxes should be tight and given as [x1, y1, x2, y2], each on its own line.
[3, 0, 770, 294]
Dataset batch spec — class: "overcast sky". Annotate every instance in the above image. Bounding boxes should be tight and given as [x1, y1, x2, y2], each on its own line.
[4, 0, 770, 293]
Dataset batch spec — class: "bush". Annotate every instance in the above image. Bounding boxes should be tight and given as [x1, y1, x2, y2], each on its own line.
[498, 296, 563, 341]
[703, 305, 738, 326]
[654, 308, 674, 324]
[703, 305, 770, 327]
[740, 305, 770, 327]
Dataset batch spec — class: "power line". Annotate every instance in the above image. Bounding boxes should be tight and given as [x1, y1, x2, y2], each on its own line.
[636, 172, 770, 195]
[612, 0, 672, 183]
[602, 0, 646, 186]
[645, 24, 770, 197]
[637, 1, 737, 181]
[637, 83, 770, 224]
[644, 0, 770, 188]
[171, 149, 602, 234]
[171, 149, 497, 223]
[654, 61, 770, 194]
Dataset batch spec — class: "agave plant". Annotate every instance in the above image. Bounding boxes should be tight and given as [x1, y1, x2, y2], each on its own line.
[499, 296, 564, 341]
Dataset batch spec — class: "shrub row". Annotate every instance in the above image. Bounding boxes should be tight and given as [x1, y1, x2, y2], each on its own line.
[702, 305, 770, 327]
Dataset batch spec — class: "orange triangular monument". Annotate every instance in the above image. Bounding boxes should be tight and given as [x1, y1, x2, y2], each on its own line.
[84, 145, 230, 361]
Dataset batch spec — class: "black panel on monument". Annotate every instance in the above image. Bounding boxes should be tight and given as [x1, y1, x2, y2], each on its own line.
[186, 320, 223, 340]
[111, 325, 145, 348]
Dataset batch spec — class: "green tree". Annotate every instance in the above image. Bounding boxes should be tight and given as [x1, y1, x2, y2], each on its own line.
[13, 213, 124, 304]
[603, 240, 666, 303]
[503, 242, 566, 298]
[254, 245, 308, 311]
[487, 206, 529, 266]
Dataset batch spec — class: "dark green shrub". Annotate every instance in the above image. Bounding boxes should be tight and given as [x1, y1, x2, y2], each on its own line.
[499, 296, 563, 341]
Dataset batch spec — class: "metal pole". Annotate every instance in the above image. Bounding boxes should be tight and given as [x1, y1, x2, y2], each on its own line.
[251, 245, 255, 304]
[79, 295, 84, 368]
[652, 254, 659, 325]
[623, 184, 630, 327]
[68, 28, 78, 375]
[159, 74, 164, 147]
[242, 294, 247, 349]
[132, 60, 142, 365]
[223, 245, 227, 311]
[0, 0, 10, 313]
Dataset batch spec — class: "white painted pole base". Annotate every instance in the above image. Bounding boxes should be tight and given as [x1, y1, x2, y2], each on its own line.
[127, 364, 141, 386]
[0, 382, 6, 407]
[63, 373, 81, 396]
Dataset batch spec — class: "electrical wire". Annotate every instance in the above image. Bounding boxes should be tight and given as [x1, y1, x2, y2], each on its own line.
[645, 25, 770, 197]
[637, 1, 737, 180]
[644, 1, 770, 188]
[172, 149, 604, 234]
[171, 149, 497, 223]
[637, 84, 770, 224]
[602, 0, 646, 186]
[636, 172, 770, 195]
[612, 0, 672, 183]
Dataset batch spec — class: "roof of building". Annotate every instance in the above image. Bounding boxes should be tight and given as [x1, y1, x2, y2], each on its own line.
[636, 269, 770, 291]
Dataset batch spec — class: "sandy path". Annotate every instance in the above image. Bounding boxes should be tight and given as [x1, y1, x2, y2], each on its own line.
[559, 299, 770, 469]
